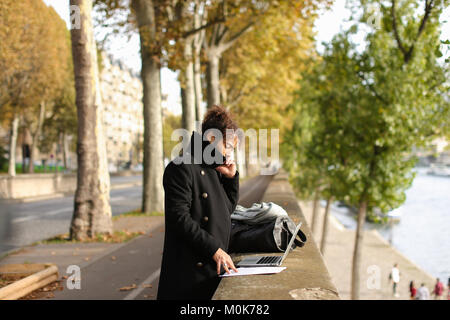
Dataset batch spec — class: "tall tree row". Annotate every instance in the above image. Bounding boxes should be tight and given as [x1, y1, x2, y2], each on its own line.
[347, 0, 448, 300]
[129, 0, 166, 214]
[92, 0, 330, 211]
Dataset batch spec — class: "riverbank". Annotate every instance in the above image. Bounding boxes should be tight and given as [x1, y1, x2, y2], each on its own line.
[298, 200, 437, 300]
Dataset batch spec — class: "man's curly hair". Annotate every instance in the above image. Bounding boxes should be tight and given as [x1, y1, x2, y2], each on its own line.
[201, 105, 238, 141]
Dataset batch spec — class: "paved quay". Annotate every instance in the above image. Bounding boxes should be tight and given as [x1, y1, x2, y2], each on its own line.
[298, 200, 438, 300]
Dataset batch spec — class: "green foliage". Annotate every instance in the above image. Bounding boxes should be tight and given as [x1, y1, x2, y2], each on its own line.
[283, 0, 449, 218]
[163, 113, 182, 160]
[222, 1, 319, 129]
[112, 209, 163, 220]
[0, 163, 65, 174]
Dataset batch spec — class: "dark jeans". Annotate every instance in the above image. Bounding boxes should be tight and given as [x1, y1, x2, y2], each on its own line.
[393, 282, 398, 294]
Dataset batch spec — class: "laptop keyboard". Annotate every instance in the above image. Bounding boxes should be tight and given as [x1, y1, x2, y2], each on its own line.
[257, 256, 281, 264]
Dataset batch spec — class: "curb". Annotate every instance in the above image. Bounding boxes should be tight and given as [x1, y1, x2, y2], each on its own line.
[0, 263, 59, 300]
[4, 182, 142, 203]
[110, 182, 142, 190]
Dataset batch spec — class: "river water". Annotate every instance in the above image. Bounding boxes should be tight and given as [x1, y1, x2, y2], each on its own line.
[328, 168, 450, 282]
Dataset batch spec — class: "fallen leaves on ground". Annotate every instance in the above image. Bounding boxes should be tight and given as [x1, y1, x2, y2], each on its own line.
[119, 283, 137, 291]
[18, 280, 63, 300]
[41, 230, 144, 244]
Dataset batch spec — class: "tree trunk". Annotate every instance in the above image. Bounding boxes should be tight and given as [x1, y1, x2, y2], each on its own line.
[181, 86, 187, 124]
[193, 46, 204, 121]
[8, 114, 19, 176]
[28, 101, 45, 173]
[181, 36, 196, 133]
[69, 0, 112, 240]
[192, 0, 206, 121]
[206, 52, 220, 107]
[220, 80, 227, 104]
[21, 123, 28, 173]
[22, 144, 27, 173]
[28, 144, 34, 173]
[140, 43, 164, 214]
[320, 196, 334, 254]
[310, 190, 320, 238]
[236, 147, 246, 178]
[351, 200, 368, 300]
[62, 132, 69, 170]
[204, 20, 254, 109]
[236, 134, 247, 178]
[132, 0, 164, 214]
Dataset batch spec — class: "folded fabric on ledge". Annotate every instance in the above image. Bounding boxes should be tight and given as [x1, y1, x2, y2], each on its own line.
[230, 202, 288, 225]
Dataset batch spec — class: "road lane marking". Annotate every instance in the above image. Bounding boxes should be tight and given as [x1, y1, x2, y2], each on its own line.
[123, 268, 161, 300]
[12, 208, 72, 224]
[110, 196, 126, 202]
[11, 195, 140, 225]
[12, 216, 38, 224]
[45, 208, 72, 216]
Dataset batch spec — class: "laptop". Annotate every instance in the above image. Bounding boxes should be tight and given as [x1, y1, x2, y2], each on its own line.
[236, 222, 303, 267]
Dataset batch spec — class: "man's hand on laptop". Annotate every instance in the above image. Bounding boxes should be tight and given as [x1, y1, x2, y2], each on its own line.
[213, 248, 238, 275]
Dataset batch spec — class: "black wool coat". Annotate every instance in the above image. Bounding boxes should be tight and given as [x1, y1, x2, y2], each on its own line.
[157, 131, 239, 300]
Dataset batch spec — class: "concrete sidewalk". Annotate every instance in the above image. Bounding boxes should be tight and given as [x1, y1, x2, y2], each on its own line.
[0, 216, 164, 300]
[52, 221, 165, 300]
[299, 200, 437, 300]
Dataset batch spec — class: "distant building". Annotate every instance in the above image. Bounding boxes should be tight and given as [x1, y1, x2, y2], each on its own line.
[412, 137, 450, 166]
[430, 137, 449, 154]
[100, 52, 144, 171]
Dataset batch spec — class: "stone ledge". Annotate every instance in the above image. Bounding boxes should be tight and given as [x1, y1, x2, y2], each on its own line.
[212, 170, 340, 300]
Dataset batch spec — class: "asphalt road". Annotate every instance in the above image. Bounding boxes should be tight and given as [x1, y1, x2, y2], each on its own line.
[0, 175, 143, 256]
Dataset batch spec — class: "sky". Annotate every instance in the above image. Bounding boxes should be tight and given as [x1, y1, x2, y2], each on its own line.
[43, 0, 449, 116]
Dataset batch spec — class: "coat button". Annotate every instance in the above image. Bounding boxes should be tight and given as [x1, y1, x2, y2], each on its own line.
[196, 262, 203, 267]
[200, 170, 205, 175]
[202, 192, 208, 199]
[203, 216, 209, 222]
